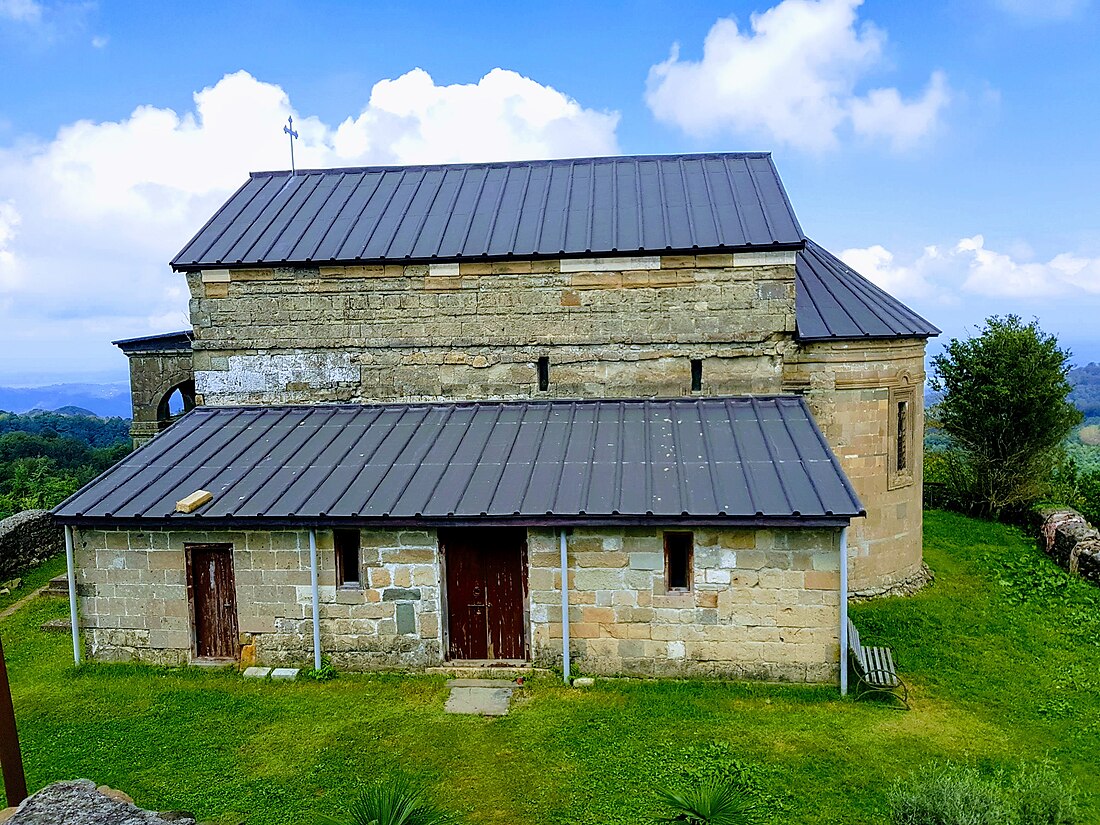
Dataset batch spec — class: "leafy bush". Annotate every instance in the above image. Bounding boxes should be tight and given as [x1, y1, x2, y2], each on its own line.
[889, 761, 1079, 825]
[300, 658, 338, 681]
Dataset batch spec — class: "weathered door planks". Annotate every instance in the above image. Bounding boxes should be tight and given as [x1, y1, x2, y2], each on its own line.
[187, 544, 239, 660]
[442, 528, 528, 661]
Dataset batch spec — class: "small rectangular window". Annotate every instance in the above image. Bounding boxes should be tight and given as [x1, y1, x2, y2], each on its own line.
[690, 359, 703, 392]
[335, 528, 361, 588]
[664, 531, 693, 591]
[537, 356, 550, 392]
[896, 400, 909, 473]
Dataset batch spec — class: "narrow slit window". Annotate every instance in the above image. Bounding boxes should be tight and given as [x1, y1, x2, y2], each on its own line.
[665, 531, 693, 591]
[690, 359, 703, 392]
[896, 400, 909, 473]
[335, 528, 361, 588]
[537, 356, 550, 392]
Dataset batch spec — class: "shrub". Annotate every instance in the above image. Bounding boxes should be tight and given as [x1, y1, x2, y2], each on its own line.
[657, 778, 762, 824]
[317, 776, 448, 825]
[889, 763, 1009, 825]
[1010, 762, 1079, 825]
[889, 761, 1079, 825]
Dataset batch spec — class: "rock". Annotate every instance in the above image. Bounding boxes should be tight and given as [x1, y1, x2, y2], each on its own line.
[572, 677, 595, 688]
[0, 589, 9, 597]
[8, 779, 196, 824]
[156, 813, 196, 822]
[97, 785, 135, 804]
[2, 578, 21, 591]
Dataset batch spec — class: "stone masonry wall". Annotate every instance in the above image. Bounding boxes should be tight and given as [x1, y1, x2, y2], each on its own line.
[528, 526, 842, 682]
[187, 253, 797, 405]
[0, 509, 63, 582]
[784, 339, 928, 595]
[1039, 509, 1100, 585]
[72, 527, 441, 668]
[74, 524, 841, 681]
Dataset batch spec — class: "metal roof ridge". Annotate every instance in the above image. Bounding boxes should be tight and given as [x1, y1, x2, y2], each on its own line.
[245, 151, 777, 179]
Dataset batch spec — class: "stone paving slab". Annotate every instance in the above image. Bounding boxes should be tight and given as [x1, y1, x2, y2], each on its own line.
[270, 668, 299, 680]
[444, 686, 514, 716]
[242, 666, 271, 679]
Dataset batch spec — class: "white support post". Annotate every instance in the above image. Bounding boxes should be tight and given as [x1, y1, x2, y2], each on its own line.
[309, 529, 321, 671]
[839, 526, 849, 697]
[64, 525, 81, 666]
[559, 529, 570, 684]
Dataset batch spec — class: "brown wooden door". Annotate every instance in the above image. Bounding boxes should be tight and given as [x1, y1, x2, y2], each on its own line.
[188, 544, 239, 659]
[442, 528, 528, 661]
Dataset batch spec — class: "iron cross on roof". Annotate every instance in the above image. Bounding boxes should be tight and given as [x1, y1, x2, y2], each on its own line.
[283, 115, 299, 174]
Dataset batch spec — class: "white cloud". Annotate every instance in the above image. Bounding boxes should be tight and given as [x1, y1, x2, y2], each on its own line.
[0, 68, 619, 382]
[841, 234, 1100, 302]
[90, 34, 107, 48]
[0, 0, 42, 23]
[645, 0, 950, 152]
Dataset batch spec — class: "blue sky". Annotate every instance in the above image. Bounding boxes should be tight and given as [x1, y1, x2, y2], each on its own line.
[0, 0, 1097, 384]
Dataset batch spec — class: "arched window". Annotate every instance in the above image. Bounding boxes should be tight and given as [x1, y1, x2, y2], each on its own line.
[156, 379, 196, 430]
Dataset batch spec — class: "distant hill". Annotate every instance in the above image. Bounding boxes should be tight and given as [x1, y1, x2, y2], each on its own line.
[0, 383, 131, 419]
[0, 409, 130, 449]
[1069, 363, 1100, 418]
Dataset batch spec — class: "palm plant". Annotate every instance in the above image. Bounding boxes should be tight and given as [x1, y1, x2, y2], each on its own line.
[657, 778, 761, 825]
[317, 777, 447, 825]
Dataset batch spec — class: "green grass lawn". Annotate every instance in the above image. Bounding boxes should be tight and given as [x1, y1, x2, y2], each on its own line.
[2, 510, 1098, 824]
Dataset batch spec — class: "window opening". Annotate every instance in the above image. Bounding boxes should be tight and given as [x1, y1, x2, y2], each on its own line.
[335, 529, 361, 588]
[537, 356, 550, 392]
[664, 532, 693, 591]
[896, 400, 909, 473]
[690, 359, 703, 392]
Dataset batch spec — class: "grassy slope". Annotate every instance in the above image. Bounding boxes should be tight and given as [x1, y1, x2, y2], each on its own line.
[2, 511, 1097, 824]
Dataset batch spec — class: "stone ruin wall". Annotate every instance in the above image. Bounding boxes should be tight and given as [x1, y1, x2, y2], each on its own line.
[0, 509, 63, 582]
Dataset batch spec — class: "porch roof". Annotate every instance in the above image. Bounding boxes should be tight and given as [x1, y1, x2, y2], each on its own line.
[53, 397, 863, 529]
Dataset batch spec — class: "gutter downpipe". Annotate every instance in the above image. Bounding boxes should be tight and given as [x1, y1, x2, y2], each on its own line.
[839, 526, 849, 697]
[559, 529, 570, 685]
[64, 525, 81, 666]
[309, 529, 321, 671]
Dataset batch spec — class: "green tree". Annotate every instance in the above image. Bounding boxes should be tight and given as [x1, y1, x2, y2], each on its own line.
[931, 315, 1081, 518]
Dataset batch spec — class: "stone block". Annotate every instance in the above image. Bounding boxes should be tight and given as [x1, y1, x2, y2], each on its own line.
[382, 587, 421, 601]
[396, 602, 416, 635]
[271, 667, 300, 680]
[242, 666, 271, 679]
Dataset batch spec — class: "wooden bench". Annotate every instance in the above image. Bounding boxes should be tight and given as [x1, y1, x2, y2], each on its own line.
[847, 618, 909, 709]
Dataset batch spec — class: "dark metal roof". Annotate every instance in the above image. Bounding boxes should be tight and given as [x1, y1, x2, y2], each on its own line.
[795, 239, 939, 341]
[53, 397, 862, 527]
[112, 330, 194, 354]
[171, 153, 804, 270]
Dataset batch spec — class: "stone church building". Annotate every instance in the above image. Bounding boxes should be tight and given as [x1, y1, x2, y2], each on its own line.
[54, 152, 937, 682]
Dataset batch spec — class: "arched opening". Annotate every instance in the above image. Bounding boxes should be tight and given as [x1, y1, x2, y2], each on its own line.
[156, 379, 196, 430]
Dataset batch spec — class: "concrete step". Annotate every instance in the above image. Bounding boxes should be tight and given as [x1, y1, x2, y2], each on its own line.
[40, 575, 70, 598]
[40, 618, 71, 634]
[426, 664, 548, 680]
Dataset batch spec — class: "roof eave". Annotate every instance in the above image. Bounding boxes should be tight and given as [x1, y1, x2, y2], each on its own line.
[170, 241, 808, 273]
[53, 513, 860, 530]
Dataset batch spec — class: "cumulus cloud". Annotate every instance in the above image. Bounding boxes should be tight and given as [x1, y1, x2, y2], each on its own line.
[0, 68, 620, 381]
[645, 0, 950, 151]
[841, 235, 1100, 302]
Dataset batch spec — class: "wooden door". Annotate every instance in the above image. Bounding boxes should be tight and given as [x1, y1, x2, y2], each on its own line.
[188, 544, 239, 660]
[442, 528, 528, 661]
